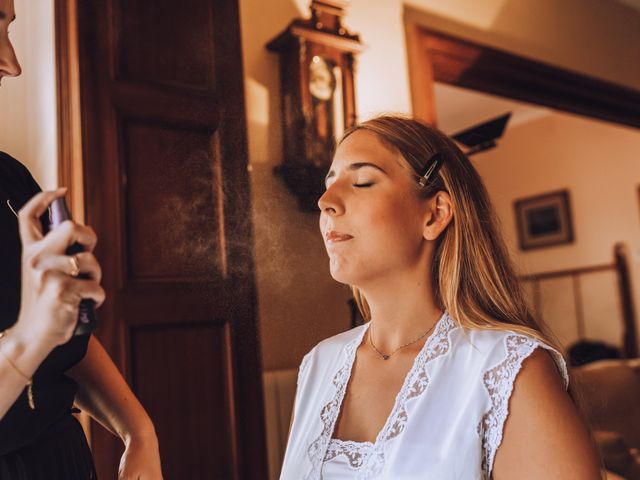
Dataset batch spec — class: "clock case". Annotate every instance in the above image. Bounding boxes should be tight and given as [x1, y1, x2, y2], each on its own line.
[267, 1, 364, 211]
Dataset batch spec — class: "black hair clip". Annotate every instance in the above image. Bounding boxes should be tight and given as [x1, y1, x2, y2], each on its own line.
[417, 152, 443, 188]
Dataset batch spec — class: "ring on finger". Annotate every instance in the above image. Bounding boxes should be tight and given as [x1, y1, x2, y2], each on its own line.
[68, 255, 81, 277]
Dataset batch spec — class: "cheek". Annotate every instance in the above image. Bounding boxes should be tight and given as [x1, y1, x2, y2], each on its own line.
[324, 194, 425, 283]
[369, 197, 422, 238]
[361, 201, 425, 264]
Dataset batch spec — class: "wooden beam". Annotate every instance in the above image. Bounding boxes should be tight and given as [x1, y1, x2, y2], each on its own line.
[405, 22, 437, 126]
[411, 26, 640, 129]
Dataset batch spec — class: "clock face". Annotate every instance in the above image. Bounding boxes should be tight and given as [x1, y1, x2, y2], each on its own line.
[309, 56, 335, 101]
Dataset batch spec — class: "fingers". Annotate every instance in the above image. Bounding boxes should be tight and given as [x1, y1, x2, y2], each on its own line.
[72, 277, 106, 307]
[30, 252, 102, 282]
[44, 271, 106, 307]
[17, 188, 67, 245]
[39, 220, 98, 254]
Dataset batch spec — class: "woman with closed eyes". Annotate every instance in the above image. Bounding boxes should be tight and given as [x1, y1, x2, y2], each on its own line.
[279, 115, 602, 479]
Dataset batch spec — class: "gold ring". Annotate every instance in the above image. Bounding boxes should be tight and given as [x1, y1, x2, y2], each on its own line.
[68, 255, 80, 277]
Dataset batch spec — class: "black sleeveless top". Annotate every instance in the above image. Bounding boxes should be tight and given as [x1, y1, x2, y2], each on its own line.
[0, 152, 90, 455]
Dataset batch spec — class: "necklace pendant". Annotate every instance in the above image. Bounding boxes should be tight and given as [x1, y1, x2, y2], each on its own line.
[382, 354, 390, 360]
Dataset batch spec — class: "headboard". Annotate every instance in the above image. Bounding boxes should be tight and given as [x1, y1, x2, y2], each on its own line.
[519, 243, 639, 358]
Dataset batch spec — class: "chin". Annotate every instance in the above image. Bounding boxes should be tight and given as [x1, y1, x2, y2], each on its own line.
[329, 270, 352, 285]
[328, 258, 353, 285]
[328, 258, 370, 286]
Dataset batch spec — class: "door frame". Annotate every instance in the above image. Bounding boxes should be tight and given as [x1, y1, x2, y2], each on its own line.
[406, 23, 640, 129]
[54, 0, 84, 221]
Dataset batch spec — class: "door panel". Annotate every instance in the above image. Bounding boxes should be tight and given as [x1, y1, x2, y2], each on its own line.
[75, 0, 267, 478]
[117, 0, 216, 89]
[123, 121, 222, 281]
[131, 323, 234, 479]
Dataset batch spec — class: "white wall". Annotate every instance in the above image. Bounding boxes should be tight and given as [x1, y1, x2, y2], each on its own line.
[476, 112, 640, 273]
[0, 0, 57, 189]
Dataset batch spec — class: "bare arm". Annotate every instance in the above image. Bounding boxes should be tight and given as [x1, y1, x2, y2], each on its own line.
[68, 335, 163, 480]
[492, 349, 602, 480]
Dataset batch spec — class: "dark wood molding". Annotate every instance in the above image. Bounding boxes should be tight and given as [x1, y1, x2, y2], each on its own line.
[409, 26, 640, 129]
[54, 0, 84, 221]
[405, 23, 437, 125]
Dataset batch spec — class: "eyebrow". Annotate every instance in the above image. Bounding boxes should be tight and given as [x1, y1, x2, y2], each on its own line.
[324, 162, 388, 185]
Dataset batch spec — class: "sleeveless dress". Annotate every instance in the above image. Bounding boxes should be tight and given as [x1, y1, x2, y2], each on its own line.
[0, 152, 96, 479]
[280, 311, 568, 479]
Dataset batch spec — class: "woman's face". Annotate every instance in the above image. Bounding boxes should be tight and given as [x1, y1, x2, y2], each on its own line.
[318, 130, 430, 286]
[0, 0, 21, 85]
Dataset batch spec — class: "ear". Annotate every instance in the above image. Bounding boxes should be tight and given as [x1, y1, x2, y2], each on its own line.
[422, 191, 453, 241]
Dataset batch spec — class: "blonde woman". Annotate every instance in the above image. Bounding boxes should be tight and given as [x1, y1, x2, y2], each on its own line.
[280, 115, 601, 479]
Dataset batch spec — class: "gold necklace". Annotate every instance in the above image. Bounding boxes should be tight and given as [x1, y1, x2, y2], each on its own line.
[368, 321, 437, 361]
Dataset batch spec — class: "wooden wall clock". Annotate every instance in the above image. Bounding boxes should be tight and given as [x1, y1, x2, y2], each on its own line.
[267, 0, 364, 211]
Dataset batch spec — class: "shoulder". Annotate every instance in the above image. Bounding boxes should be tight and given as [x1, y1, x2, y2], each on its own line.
[0, 152, 41, 199]
[471, 327, 600, 478]
[297, 325, 366, 385]
[492, 348, 601, 479]
[464, 327, 568, 389]
[304, 325, 367, 363]
[0, 151, 31, 178]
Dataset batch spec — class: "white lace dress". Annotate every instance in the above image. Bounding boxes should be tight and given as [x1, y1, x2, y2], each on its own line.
[279, 311, 568, 480]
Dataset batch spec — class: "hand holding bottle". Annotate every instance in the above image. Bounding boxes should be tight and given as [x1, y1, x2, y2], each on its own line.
[13, 188, 105, 350]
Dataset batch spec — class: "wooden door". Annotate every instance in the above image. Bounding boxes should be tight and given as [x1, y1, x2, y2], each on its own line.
[75, 1, 267, 478]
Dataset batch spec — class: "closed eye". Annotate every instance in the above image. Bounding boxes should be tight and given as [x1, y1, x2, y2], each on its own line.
[353, 183, 374, 188]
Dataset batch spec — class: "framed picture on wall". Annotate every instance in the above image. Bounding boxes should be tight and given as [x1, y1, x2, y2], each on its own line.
[514, 189, 574, 250]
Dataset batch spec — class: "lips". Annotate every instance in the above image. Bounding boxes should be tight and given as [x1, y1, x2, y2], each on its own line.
[325, 230, 354, 243]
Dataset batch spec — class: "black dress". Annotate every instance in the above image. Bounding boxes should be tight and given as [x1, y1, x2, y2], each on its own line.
[0, 152, 96, 479]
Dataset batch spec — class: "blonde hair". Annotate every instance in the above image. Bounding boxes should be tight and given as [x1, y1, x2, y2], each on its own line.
[341, 114, 558, 348]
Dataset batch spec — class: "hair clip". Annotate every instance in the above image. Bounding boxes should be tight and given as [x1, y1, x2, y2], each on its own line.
[417, 152, 443, 188]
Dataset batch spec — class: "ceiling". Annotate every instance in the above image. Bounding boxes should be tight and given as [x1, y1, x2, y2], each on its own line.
[434, 82, 551, 137]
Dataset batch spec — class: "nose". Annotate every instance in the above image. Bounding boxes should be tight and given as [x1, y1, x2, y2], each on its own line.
[318, 183, 345, 216]
[0, 40, 22, 80]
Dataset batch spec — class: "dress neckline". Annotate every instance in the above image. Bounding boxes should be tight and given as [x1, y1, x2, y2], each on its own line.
[332, 310, 448, 446]
[311, 310, 456, 473]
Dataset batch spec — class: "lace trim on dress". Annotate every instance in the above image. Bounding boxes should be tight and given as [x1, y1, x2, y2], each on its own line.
[477, 334, 569, 478]
[324, 439, 373, 469]
[315, 312, 456, 478]
[305, 325, 366, 479]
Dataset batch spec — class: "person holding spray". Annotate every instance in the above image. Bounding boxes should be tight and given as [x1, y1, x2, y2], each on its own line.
[0, 1, 162, 478]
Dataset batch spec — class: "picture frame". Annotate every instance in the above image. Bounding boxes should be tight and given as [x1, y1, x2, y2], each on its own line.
[514, 189, 574, 250]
